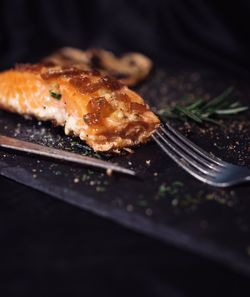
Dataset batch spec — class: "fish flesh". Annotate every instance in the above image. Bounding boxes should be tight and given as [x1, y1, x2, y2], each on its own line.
[0, 63, 160, 152]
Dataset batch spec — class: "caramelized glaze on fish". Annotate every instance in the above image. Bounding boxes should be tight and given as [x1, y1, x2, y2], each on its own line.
[0, 64, 160, 151]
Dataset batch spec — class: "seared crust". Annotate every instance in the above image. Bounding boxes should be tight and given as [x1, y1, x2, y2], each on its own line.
[0, 64, 160, 152]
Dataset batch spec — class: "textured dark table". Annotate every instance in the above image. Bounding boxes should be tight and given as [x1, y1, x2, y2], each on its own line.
[1, 175, 250, 297]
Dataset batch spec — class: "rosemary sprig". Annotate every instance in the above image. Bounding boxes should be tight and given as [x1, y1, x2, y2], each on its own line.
[157, 87, 248, 125]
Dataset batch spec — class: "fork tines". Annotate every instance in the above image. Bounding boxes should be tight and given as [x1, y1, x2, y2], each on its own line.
[152, 123, 226, 185]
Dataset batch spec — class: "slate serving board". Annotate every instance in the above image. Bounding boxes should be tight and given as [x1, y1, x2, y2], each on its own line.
[0, 66, 250, 275]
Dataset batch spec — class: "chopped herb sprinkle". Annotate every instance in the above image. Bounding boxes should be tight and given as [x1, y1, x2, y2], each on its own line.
[172, 181, 184, 187]
[49, 83, 62, 100]
[158, 184, 170, 197]
[157, 181, 184, 198]
[49, 90, 62, 100]
[96, 186, 106, 192]
[136, 200, 148, 207]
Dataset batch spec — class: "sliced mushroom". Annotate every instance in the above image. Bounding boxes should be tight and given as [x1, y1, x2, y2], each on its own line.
[42, 47, 152, 86]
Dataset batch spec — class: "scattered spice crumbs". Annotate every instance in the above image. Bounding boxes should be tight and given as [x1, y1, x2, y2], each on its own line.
[81, 174, 90, 182]
[126, 204, 134, 212]
[106, 168, 113, 176]
[157, 181, 184, 198]
[96, 186, 106, 192]
[145, 208, 153, 216]
[73, 177, 80, 183]
[136, 200, 148, 207]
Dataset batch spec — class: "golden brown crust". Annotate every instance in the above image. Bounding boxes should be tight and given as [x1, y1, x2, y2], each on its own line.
[0, 63, 160, 152]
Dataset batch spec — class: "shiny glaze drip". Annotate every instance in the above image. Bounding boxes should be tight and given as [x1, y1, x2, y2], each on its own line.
[83, 97, 114, 126]
[69, 75, 123, 94]
[114, 93, 148, 113]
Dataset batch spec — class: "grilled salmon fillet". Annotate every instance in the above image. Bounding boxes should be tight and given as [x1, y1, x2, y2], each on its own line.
[0, 64, 160, 152]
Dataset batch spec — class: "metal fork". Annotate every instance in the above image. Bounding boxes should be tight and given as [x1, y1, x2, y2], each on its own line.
[152, 123, 250, 187]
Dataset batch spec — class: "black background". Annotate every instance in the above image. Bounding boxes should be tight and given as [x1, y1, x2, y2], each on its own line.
[1, 0, 250, 78]
[0, 0, 250, 296]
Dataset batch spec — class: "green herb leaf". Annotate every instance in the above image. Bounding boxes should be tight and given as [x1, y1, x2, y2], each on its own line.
[175, 105, 203, 123]
[215, 106, 249, 115]
[49, 90, 62, 100]
[157, 86, 248, 125]
[158, 184, 171, 197]
[202, 86, 234, 110]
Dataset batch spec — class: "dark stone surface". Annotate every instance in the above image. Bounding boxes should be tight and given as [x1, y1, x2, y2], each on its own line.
[0, 67, 249, 275]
